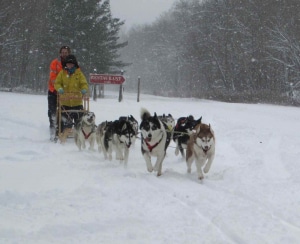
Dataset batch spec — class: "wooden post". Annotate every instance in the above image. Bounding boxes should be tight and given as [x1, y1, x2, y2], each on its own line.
[118, 84, 123, 102]
[93, 85, 97, 101]
[137, 76, 140, 102]
[118, 70, 124, 102]
[100, 84, 104, 98]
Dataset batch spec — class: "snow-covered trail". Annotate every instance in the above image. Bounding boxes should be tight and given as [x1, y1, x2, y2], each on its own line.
[0, 92, 299, 244]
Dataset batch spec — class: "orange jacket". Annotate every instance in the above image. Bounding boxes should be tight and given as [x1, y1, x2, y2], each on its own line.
[48, 58, 63, 92]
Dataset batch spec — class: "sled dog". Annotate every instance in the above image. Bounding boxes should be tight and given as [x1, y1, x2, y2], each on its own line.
[58, 127, 72, 144]
[74, 111, 97, 150]
[96, 120, 113, 153]
[103, 119, 136, 166]
[186, 123, 215, 180]
[119, 115, 139, 143]
[140, 108, 171, 176]
[157, 113, 175, 135]
[173, 115, 202, 158]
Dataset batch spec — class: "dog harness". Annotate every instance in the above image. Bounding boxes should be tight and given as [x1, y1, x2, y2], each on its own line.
[81, 126, 95, 139]
[144, 135, 164, 152]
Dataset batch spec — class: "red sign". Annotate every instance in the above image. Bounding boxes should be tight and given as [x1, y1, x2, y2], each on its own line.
[89, 74, 125, 84]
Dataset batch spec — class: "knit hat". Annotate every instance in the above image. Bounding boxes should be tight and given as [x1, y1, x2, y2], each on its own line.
[65, 54, 79, 68]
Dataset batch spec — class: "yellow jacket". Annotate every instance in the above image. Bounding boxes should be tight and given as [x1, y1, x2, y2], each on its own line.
[54, 68, 88, 107]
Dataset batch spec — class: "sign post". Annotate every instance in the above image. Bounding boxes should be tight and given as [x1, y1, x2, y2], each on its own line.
[137, 76, 140, 102]
[89, 74, 125, 101]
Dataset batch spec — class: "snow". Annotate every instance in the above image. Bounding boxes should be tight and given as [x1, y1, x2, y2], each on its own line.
[0, 91, 300, 244]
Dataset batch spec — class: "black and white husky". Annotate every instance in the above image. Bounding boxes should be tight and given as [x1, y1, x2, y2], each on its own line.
[186, 123, 215, 180]
[96, 120, 113, 154]
[119, 115, 139, 144]
[140, 108, 171, 176]
[173, 115, 202, 158]
[74, 111, 97, 150]
[103, 119, 136, 167]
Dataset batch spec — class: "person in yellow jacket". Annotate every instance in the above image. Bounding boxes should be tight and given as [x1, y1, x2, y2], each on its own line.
[54, 54, 89, 134]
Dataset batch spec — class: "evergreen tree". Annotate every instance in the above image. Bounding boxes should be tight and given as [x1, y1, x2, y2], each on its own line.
[47, 0, 127, 74]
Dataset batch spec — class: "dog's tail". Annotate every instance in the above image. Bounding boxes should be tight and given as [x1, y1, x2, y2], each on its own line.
[140, 108, 151, 120]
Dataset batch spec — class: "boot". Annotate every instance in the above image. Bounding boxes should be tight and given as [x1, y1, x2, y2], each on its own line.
[50, 126, 56, 141]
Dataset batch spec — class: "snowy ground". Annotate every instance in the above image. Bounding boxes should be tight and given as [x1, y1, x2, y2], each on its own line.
[0, 91, 299, 244]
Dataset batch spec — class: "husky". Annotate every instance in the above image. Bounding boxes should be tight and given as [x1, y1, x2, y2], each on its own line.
[96, 120, 113, 154]
[119, 115, 139, 144]
[74, 111, 97, 151]
[157, 113, 175, 135]
[103, 119, 136, 167]
[140, 108, 171, 176]
[173, 115, 202, 158]
[186, 123, 215, 180]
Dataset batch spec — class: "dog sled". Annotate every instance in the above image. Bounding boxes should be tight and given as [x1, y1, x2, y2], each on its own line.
[56, 92, 89, 143]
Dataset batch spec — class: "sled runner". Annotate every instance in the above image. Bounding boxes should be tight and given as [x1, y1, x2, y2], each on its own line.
[56, 92, 89, 143]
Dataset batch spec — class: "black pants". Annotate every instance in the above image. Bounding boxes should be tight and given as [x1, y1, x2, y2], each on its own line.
[60, 105, 83, 132]
[47, 90, 57, 128]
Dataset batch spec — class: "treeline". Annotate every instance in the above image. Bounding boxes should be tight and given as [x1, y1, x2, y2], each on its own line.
[0, 0, 127, 93]
[1, 0, 300, 105]
[121, 0, 300, 105]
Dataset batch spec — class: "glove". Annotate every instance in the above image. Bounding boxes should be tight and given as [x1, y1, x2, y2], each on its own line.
[81, 89, 87, 95]
[58, 88, 64, 94]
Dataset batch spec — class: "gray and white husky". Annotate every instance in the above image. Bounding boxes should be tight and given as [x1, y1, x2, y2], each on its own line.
[140, 108, 171, 176]
[186, 123, 215, 180]
[74, 112, 97, 151]
[157, 113, 175, 132]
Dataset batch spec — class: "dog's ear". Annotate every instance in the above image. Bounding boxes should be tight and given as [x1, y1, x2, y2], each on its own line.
[188, 115, 194, 120]
[209, 124, 215, 137]
[121, 122, 127, 131]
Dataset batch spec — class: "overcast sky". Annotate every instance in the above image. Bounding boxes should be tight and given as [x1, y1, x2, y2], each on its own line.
[110, 0, 176, 28]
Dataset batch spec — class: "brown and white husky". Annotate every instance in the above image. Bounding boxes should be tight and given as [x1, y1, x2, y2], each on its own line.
[186, 123, 215, 180]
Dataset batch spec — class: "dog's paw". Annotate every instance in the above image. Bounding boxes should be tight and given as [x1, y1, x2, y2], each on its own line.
[154, 162, 160, 171]
[204, 163, 212, 173]
[175, 148, 179, 156]
[116, 156, 123, 160]
[147, 166, 153, 173]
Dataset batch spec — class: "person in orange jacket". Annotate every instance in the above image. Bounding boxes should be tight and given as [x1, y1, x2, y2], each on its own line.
[48, 45, 71, 141]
